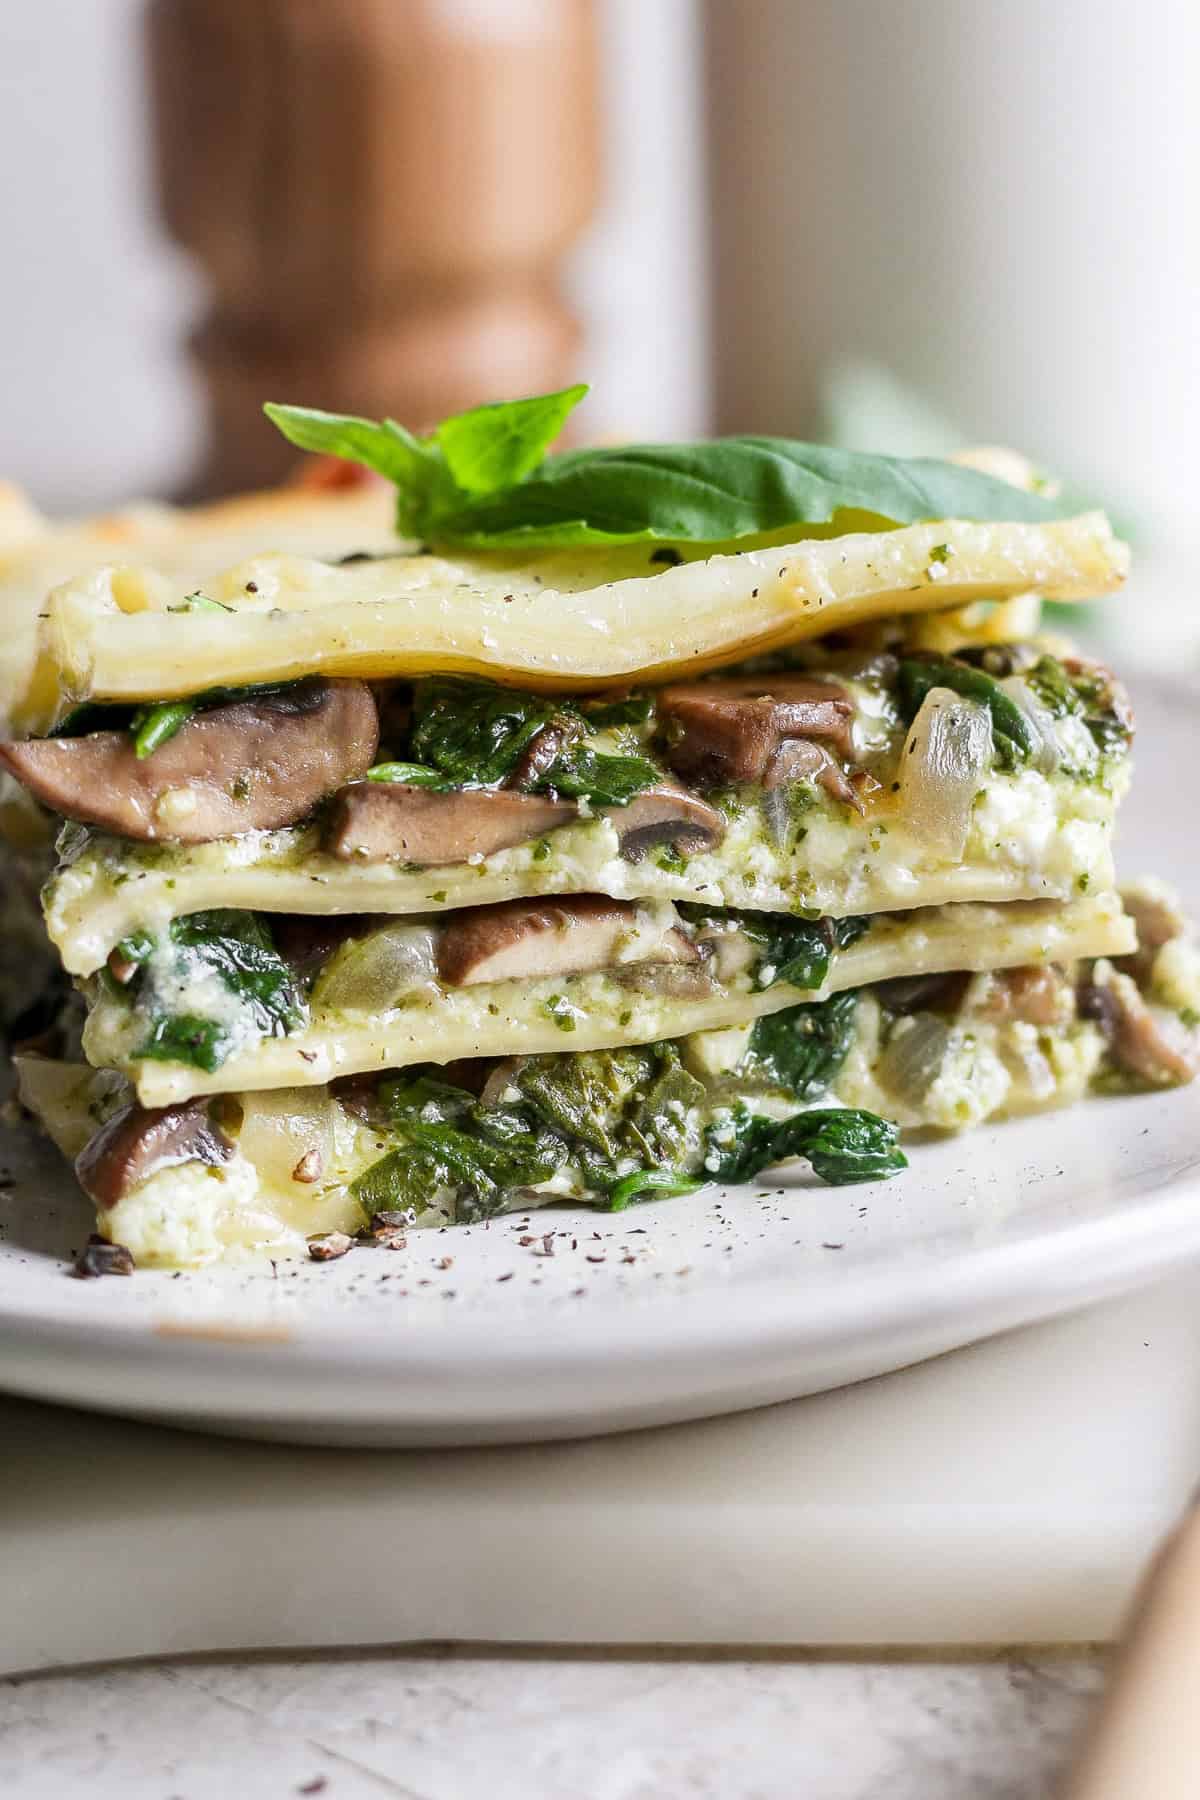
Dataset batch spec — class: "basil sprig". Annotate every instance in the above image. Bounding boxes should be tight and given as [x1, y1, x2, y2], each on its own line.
[265, 386, 1068, 551]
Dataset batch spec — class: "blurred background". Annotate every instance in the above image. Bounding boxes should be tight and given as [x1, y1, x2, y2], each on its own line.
[0, 0, 1195, 664]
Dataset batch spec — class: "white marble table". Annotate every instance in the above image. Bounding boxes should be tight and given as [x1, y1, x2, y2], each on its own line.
[0, 1650, 1106, 1799]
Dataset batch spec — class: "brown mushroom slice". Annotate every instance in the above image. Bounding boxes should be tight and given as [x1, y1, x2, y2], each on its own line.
[0, 679, 378, 843]
[503, 718, 582, 790]
[658, 674, 854, 786]
[437, 895, 699, 988]
[1117, 882, 1189, 985]
[325, 784, 578, 865]
[76, 1098, 233, 1210]
[1079, 964, 1198, 1087]
[603, 783, 725, 864]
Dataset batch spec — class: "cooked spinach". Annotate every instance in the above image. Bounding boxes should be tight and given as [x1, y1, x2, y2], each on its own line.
[897, 654, 1035, 770]
[354, 1069, 569, 1221]
[537, 742, 663, 808]
[409, 677, 660, 806]
[53, 682, 306, 759]
[349, 1024, 901, 1225]
[136, 1013, 228, 1074]
[739, 991, 862, 1100]
[127, 910, 306, 1072]
[704, 1104, 905, 1186]
[581, 693, 655, 729]
[411, 679, 561, 785]
[680, 907, 869, 993]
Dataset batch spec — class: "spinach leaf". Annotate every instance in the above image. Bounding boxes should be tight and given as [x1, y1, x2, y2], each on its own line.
[265, 389, 1070, 549]
[680, 907, 869, 993]
[129, 911, 306, 1072]
[741, 991, 862, 1100]
[1024, 654, 1132, 760]
[540, 743, 662, 808]
[409, 677, 659, 806]
[410, 679, 560, 786]
[581, 694, 654, 729]
[897, 654, 1035, 770]
[136, 1013, 227, 1074]
[608, 1169, 704, 1212]
[355, 1068, 570, 1222]
[1023, 654, 1082, 720]
[365, 761, 454, 789]
[130, 700, 195, 759]
[705, 1105, 905, 1186]
[49, 702, 132, 738]
[515, 1048, 657, 1160]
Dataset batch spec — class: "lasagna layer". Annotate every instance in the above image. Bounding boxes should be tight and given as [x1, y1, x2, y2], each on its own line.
[79, 893, 1134, 1106]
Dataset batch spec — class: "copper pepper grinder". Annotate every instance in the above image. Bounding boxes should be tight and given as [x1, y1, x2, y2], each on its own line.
[146, 0, 600, 495]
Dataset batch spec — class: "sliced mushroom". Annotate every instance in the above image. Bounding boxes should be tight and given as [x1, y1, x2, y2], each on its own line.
[503, 718, 582, 790]
[1079, 963, 1198, 1087]
[658, 674, 854, 787]
[612, 960, 717, 1000]
[691, 919, 759, 984]
[75, 1098, 233, 1210]
[325, 784, 577, 865]
[437, 895, 699, 988]
[875, 971, 972, 1016]
[0, 679, 378, 843]
[1117, 882, 1189, 985]
[602, 783, 725, 863]
[971, 965, 1072, 1028]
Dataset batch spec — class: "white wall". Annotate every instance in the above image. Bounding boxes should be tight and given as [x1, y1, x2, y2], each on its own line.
[707, 0, 1200, 560]
[0, 0, 708, 513]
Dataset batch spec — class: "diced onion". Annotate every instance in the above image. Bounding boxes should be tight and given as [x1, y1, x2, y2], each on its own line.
[234, 1089, 340, 1193]
[312, 922, 438, 1014]
[999, 675, 1059, 775]
[878, 1014, 953, 1106]
[895, 686, 992, 858]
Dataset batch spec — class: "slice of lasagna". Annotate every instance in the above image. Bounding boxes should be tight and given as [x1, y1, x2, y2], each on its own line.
[3, 387, 1193, 1270]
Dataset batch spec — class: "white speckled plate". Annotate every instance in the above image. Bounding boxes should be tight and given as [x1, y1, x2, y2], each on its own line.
[0, 680, 1197, 1447]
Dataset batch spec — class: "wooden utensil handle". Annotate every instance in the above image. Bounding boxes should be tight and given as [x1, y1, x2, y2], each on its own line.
[1060, 1504, 1200, 1798]
[146, 0, 600, 494]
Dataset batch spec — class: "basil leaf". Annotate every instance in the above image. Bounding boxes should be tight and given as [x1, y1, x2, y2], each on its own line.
[266, 390, 1070, 549]
[435, 384, 587, 495]
[263, 403, 448, 537]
